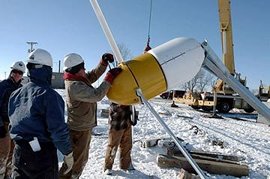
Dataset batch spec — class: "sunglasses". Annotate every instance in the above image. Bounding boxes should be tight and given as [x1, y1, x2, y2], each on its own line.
[12, 70, 23, 75]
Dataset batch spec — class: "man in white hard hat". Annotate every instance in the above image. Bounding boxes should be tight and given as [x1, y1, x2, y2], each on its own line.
[8, 49, 73, 178]
[59, 53, 121, 178]
[0, 61, 25, 178]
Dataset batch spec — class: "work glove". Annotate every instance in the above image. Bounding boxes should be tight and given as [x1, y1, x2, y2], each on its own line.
[101, 53, 114, 65]
[63, 152, 74, 175]
[104, 67, 122, 84]
[0, 126, 7, 138]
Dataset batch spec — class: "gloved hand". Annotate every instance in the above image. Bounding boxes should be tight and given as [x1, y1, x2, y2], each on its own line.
[101, 53, 114, 65]
[104, 67, 122, 84]
[63, 152, 74, 175]
[0, 126, 7, 138]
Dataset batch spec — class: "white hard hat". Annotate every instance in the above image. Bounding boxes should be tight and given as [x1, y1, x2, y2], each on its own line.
[63, 53, 84, 71]
[28, 48, 53, 67]
[11, 61, 26, 73]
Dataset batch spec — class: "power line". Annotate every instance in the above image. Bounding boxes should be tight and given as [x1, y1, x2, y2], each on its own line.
[147, 0, 153, 40]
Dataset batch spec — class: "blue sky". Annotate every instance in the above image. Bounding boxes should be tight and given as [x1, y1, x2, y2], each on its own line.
[0, 0, 269, 90]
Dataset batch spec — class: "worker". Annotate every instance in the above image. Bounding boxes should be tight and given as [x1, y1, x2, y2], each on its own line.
[8, 49, 73, 178]
[59, 53, 122, 178]
[0, 61, 25, 178]
[104, 102, 138, 175]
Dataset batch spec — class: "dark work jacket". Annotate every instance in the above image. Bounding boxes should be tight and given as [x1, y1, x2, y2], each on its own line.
[0, 76, 22, 126]
[8, 66, 72, 155]
[109, 103, 132, 130]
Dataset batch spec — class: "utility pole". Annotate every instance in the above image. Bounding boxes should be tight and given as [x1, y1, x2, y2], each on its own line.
[58, 60, 61, 73]
[26, 41, 38, 53]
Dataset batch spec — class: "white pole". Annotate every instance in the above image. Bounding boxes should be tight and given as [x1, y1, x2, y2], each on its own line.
[90, 0, 124, 63]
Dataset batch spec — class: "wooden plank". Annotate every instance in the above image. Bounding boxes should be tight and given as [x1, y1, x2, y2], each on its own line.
[167, 147, 245, 163]
[157, 154, 249, 177]
[157, 154, 183, 168]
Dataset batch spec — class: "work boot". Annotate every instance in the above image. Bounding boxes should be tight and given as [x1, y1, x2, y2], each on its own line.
[127, 163, 135, 171]
[122, 164, 135, 174]
[122, 163, 135, 172]
[104, 169, 112, 175]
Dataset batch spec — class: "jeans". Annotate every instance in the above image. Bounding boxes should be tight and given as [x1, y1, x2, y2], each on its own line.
[11, 140, 58, 179]
[104, 123, 132, 170]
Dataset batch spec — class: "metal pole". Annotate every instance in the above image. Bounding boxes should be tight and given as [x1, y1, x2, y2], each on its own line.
[213, 88, 217, 115]
[202, 41, 270, 121]
[136, 89, 207, 179]
[90, 0, 124, 63]
[58, 60, 61, 73]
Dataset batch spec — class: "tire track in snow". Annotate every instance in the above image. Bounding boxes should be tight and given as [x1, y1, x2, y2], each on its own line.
[151, 100, 270, 169]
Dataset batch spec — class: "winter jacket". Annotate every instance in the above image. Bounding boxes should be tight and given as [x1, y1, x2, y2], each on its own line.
[8, 66, 72, 155]
[64, 62, 110, 131]
[0, 76, 22, 125]
[109, 103, 133, 130]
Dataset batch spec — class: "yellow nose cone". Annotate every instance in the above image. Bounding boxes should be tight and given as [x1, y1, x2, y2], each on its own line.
[107, 53, 167, 105]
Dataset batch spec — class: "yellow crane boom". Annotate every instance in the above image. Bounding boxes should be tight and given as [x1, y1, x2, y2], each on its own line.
[218, 0, 235, 75]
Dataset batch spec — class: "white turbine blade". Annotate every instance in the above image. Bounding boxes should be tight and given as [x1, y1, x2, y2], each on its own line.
[90, 0, 124, 63]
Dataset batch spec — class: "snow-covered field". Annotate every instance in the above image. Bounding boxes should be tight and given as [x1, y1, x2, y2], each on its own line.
[56, 89, 270, 179]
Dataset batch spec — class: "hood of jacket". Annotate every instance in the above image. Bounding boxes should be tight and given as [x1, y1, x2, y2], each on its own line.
[28, 66, 52, 86]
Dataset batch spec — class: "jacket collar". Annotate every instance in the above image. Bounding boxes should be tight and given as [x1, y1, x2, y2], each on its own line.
[63, 72, 88, 83]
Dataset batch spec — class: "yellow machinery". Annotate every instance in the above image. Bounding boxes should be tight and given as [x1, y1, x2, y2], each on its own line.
[215, 0, 243, 94]
[218, 0, 235, 75]
[173, 0, 254, 113]
[258, 80, 270, 102]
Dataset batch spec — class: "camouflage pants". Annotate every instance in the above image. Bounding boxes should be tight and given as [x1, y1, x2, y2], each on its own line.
[0, 122, 14, 179]
[104, 123, 132, 170]
[59, 129, 91, 179]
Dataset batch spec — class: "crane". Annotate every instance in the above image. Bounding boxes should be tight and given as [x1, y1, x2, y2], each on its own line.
[174, 0, 254, 113]
[214, 0, 240, 94]
[219, 0, 235, 75]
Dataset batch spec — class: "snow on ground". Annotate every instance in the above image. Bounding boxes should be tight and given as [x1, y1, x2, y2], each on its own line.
[56, 89, 270, 179]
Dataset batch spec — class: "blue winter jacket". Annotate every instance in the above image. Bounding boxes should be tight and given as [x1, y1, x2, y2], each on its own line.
[8, 66, 72, 155]
[0, 76, 22, 126]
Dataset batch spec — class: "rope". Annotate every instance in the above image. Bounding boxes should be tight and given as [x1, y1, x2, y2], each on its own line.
[147, 0, 153, 45]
